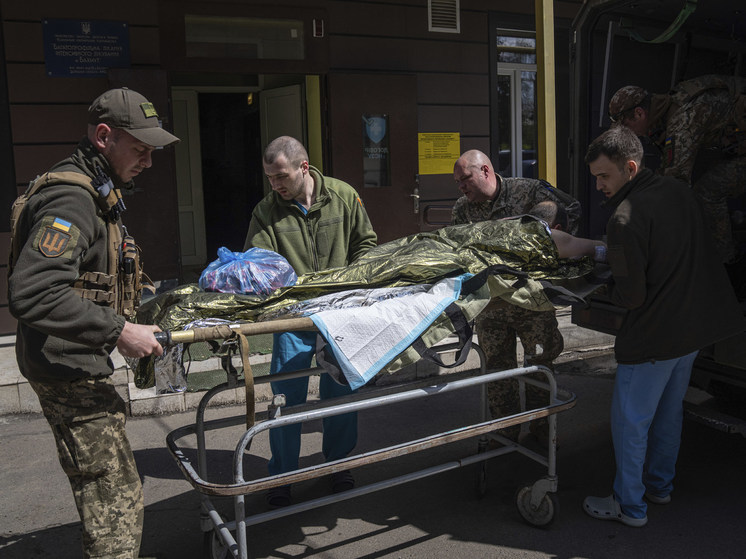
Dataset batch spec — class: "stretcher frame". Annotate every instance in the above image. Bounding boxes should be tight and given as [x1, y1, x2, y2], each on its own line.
[164, 318, 577, 559]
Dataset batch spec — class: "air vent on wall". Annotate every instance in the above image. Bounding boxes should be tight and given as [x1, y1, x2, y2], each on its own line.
[428, 0, 460, 34]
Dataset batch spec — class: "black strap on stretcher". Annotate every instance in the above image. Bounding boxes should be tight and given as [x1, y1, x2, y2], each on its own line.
[206, 333, 256, 428]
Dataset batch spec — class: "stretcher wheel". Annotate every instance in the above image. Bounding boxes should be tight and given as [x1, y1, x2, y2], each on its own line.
[204, 530, 230, 559]
[515, 485, 557, 527]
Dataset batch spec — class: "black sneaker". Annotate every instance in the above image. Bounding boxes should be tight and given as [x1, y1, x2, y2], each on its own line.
[266, 485, 292, 508]
[330, 470, 355, 493]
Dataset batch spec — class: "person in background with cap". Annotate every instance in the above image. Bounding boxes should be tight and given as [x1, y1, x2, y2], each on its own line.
[607, 76, 746, 271]
[8, 87, 179, 558]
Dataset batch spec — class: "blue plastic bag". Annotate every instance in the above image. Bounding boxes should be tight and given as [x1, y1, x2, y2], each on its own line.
[198, 247, 297, 297]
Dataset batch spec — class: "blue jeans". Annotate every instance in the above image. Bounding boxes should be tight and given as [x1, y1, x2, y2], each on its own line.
[611, 351, 698, 518]
[267, 331, 358, 476]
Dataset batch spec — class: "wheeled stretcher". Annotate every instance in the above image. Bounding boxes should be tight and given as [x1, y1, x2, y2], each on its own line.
[162, 317, 577, 559]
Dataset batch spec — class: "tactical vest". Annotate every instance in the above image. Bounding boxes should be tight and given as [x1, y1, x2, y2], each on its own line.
[9, 171, 152, 319]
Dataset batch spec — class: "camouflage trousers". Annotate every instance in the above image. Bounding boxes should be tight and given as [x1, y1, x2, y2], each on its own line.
[693, 153, 746, 263]
[475, 299, 564, 441]
[29, 376, 144, 559]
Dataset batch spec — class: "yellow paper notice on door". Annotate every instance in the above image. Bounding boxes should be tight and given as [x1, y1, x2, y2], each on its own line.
[418, 133, 460, 175]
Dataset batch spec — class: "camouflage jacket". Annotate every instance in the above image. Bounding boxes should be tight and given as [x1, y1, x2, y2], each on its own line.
[648, 74, 746, 182]
[451, 177, 581, 235]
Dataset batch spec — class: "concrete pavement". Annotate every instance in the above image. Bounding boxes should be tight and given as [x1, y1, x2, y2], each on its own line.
[2, 348, 746, 558]
[2, 310, 746, 558]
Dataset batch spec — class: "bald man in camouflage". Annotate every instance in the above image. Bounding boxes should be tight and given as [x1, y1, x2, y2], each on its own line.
[608, 75, 746, 267]
[452, 149, 581, 445]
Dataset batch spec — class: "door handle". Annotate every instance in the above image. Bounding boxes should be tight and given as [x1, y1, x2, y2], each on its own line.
[410, 188, 420, 214]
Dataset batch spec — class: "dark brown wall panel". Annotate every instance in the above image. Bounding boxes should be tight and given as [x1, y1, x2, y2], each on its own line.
[418, 105, 488, 137]
[330, 36, 487, 74]
[409, 40, 487, 73]
[13, 145, 77, 184]
[328, 1, 411, 37]
[417, 73, 489, 105]
[129, 26, 160, 64]
[7, 65, 109, 103]
[328, 36, 410, 71]
[0, 0, 158, 25]
[10, 106, 88, 144]
[3, 22, 42, 62]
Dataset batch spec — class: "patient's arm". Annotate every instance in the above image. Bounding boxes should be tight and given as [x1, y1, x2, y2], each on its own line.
[550, 229, 606, 260]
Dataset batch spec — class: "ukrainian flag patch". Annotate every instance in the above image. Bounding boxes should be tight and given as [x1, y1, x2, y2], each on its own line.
[663, 136, 675, 165]
[52, 217, 71, 232]
[34, 216, 79, 258]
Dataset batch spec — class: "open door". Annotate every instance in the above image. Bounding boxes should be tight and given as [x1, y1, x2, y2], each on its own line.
[260, 86, 305, 150]
[327, 73, 419, 243]
[172, 89, 208, 268]
[259, 83, 307, 193]
[170, 88, 263, 273]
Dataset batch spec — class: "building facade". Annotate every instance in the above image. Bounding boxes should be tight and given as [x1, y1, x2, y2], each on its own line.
[0, 0, 584, 334]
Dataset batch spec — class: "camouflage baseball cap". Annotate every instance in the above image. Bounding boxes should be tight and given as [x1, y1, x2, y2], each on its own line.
[88, 87, 180, 147]
[608, 86, 648, 122]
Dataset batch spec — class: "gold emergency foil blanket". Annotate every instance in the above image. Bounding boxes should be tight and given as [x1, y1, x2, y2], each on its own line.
[133, 216, 595, 388]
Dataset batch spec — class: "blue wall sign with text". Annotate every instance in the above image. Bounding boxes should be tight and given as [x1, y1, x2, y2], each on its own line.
[43, 19, 130, 78]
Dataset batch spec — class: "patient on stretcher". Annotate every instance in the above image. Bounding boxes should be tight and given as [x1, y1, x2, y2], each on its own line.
[132, 215, 608, 390]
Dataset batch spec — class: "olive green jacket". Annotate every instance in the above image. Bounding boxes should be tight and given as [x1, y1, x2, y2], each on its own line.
[9, 139, 127, 382]
[243, 166, 377, 274]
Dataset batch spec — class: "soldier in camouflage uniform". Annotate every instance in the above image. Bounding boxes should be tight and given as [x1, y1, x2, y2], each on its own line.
[451, 149, 581, 442]
[8, 88, 178, 558]
[608, 76, 746, 264]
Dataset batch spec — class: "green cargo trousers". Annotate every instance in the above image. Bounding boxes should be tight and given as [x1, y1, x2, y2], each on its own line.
[30, 376, 144, 559]
[476, 298, 564, 441]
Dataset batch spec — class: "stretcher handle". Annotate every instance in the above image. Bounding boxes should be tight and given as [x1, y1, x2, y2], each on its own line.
[154, 317, 317, 347]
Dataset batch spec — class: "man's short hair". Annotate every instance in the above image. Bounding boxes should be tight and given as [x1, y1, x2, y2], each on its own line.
[584, 126, 644, 169]
[529, 200, 568, 231]
[264, 136, 309, 167]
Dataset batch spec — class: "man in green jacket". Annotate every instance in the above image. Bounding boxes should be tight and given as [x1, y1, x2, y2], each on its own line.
[244, 136, 377, 508]
[8, 88, 178, 558]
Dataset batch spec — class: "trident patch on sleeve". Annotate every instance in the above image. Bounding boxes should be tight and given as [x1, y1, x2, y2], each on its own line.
[34, 216, 78, 258]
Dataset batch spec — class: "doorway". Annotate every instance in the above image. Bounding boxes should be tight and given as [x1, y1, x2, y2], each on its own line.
[199, 92, 262, 259]
[495, 28, 539, 179]
[172, 79, 307, 281]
